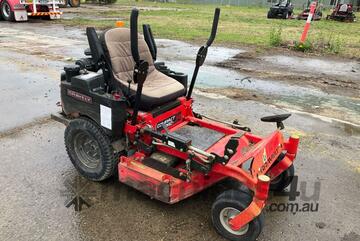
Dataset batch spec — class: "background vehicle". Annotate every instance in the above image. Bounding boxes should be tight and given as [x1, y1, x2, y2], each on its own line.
[267, 0, 294, 19]
[297, 0, 323, 20]
[326, 0, 356, 22]
[0, 0, 62, 21]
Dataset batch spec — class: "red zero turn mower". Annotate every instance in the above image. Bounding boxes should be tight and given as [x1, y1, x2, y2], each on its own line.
[297, 0, 323, 21]
[52, 8, 299, 241]
[326, 0, 356, 22]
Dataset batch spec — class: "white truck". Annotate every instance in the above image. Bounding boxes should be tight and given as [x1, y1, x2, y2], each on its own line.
[0, 0, 63, 21]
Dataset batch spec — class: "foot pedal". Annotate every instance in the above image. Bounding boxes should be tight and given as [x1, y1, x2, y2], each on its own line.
[150, 152, 178, 167]
[142, 153, 186, 181]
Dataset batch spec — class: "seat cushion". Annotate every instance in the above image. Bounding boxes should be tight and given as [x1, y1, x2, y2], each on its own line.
[103, 28, 185, 110]
[127, 69, 186, 110]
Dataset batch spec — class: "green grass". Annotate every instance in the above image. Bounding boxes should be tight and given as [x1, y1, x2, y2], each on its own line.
[60, 0, 360, 58]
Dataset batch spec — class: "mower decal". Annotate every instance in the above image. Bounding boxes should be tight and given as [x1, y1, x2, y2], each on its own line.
[130, 161, 146, 169]
[262, 149, 267, 164]
[66, 89, 92, 104]
[100, 105, 112, 130]
[259, 143, 283, 174]
[167, 140, 176, 148]
[156, 113, 181, 131]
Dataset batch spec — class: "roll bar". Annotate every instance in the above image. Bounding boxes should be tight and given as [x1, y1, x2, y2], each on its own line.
[86, 27, 116, 93]
[187, 8, 220, 100]
[86, 27, 105, 64]
[143, 24, 157, 61]
[206, 8, 220, 47]
[130, 9, 140, 65]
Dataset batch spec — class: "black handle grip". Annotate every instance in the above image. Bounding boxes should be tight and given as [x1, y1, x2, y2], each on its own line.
[206, 8, 220, 47]
[130, 8, 140, 64]
[143, 24, 157, 61]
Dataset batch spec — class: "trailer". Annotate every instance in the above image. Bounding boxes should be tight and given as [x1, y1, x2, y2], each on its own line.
[0, 0, 62, 22]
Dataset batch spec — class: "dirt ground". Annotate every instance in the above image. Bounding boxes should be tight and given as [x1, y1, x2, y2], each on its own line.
[217, 49, 360, 98]
[0, 16, 359, 241]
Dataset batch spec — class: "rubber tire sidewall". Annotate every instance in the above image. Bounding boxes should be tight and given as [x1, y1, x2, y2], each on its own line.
[212, 190, 264, 241]
[1, 0, 15, 22]
[283, 11, 289, 19]
[65, 117, 117, 181]
[270, 164, 295, 191]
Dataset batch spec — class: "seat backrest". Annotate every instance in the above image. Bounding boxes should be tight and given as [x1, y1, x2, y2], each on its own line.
[102, 28, 155, 85]
[339, 4, 348, 12]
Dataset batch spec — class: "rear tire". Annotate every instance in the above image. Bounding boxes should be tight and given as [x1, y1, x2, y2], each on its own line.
[282, 11, 289, 19]
[0, 0, 15, 22]
[212, 190, 264, 241]
[267, 11, 273, 19]
[65, 117, 118, 181]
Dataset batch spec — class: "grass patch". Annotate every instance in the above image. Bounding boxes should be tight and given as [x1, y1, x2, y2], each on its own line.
[269, 26, 283, 47]
[60, 0, 360, 58]
[294, 40, 313, 52]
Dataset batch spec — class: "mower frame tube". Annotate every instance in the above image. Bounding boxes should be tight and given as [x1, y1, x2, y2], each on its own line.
[267, 134, 299, 179]
[212, 163, 271, 231]
[229, 175, 270, 230]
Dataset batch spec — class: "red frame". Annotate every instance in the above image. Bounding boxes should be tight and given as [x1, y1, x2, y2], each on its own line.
[119, 96, 299, 231]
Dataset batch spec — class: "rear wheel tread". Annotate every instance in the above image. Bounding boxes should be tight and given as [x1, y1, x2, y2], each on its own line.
[64, 117, 118, 181]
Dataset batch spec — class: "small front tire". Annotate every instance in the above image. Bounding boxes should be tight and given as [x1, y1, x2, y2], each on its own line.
[212, 190, 264, 241]
[270, 164, 295, 191]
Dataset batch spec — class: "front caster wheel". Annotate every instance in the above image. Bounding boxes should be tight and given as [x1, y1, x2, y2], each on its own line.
[211, 190, 264, 241]
[270, 163, 295, 191]
[65, 117, 118, 181]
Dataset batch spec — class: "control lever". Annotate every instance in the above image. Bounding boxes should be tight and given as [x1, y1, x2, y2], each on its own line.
[187, 8, 220, 100]
[131, 60, 149, 125]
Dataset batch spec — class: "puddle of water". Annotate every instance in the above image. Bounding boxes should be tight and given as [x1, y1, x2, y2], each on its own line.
[0, 24, 87, 60]
[164, 60, 360, 125]
[157, 39, 242, 65]
[0, 49, 67, 133]
[1, 20, 357, 128]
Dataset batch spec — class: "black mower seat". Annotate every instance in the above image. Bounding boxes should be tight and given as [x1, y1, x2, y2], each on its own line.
[102, 28, 186, 111]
